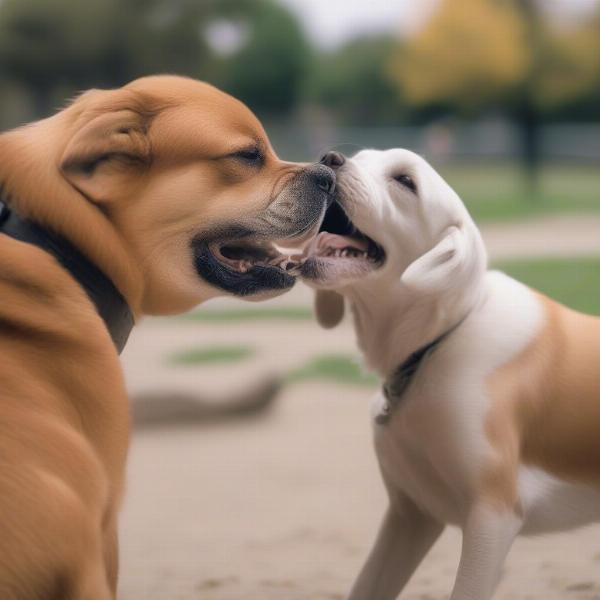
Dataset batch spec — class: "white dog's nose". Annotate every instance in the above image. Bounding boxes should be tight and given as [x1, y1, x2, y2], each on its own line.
[320, 150, 345, 169]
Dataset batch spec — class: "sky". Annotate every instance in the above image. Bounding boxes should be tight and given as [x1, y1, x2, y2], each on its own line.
[278, 0, 600, 49]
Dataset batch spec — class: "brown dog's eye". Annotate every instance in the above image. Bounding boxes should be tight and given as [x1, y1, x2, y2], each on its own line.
[393, 174, 417, 194]
[232, 146, 263, 165]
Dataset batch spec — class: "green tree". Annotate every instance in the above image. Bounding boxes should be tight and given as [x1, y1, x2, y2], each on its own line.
[0, 0, 310, 120]
[0, 0, 218, 117]
[309, 35, 404, 126]
[212, 0, 311, 116]
[535, 9, 600, 121]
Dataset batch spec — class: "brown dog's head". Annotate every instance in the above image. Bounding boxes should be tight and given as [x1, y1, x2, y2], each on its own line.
[2, 75, 334, 315]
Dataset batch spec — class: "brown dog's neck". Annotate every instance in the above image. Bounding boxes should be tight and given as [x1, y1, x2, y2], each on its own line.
[0, 197, 134, 352]
[0, 121, 145, 315]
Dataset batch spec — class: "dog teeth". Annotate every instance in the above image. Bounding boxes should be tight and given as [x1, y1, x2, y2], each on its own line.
[267, 254, 306, 273]
[319, 247, 375, 260]
[280, 259, 301, 272]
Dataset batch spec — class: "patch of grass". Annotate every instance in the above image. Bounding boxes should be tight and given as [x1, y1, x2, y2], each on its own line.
[288, 354, 378, 387]
[440, 164, 600, 223]
[495, 257, 600, 315]
[168, 345, 254, 366]
[182, 307, 313, 323]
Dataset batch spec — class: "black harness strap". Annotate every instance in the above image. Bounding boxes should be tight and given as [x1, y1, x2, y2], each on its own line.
[0, 196, 134, 353]
[377, 320, 464, 425]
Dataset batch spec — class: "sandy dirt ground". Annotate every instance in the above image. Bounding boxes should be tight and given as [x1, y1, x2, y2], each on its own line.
[117, 216, 600, 599]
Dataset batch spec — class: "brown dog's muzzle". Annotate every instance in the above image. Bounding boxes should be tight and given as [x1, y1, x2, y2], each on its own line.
[192, 163, 335, 297]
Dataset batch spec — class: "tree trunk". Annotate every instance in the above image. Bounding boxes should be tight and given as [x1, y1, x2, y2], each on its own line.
[515, 100, 541, 195]
[515, 0, 543, 197]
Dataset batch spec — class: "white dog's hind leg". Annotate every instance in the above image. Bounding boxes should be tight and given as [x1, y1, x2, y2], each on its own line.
[347, 497, 443, 600]
[450, 503, 522, 600]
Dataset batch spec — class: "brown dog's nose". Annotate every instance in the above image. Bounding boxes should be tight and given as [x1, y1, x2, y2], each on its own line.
[312, 165, 336, 195]
[320, 150, 346, 169]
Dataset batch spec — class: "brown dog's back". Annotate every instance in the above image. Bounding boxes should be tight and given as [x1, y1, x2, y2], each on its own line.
[0, 236, 128, 599]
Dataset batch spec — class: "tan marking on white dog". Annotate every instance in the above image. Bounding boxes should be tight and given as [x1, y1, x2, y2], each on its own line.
[485, 291, 600, 512]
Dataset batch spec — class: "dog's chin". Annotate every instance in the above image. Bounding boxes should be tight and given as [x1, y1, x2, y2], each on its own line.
[300, 255, 378, 289]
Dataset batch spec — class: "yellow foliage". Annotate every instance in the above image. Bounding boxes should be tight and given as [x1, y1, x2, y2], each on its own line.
[390, 0, 531, 107]
[536, 23, 600, 108]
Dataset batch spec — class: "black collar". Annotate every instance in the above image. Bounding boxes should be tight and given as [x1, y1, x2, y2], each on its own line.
[376, 319, 464, 425]
[0, 196, 134, 353]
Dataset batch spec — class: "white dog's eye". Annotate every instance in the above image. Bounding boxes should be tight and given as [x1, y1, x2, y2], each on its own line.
[393, 174, 417, 194]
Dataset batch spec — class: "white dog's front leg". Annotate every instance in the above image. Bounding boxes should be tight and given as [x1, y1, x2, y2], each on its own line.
[348, 497, 443, 600]
[450, 503, 522, 600]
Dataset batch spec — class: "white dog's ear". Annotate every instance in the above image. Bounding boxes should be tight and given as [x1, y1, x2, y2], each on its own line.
[401, 225, 475, 294]
[61, 109, 152, 203]
[314, 290, 345, 329]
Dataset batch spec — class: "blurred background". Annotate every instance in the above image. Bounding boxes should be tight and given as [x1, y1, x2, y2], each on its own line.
[3, 1, 600, 598]
[2, 0, 600, 192]
[1, 0, 600, 215]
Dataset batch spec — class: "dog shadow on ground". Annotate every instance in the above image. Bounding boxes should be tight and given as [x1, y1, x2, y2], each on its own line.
[131, 376, 283, 429]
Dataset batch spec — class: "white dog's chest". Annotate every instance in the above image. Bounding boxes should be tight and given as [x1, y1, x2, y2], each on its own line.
[360, 271, 600, 541]
[372, 387, 478, 526]
[372, 386, 600, 534]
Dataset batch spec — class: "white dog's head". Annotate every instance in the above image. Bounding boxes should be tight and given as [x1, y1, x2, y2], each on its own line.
[300, 149, 487, 327]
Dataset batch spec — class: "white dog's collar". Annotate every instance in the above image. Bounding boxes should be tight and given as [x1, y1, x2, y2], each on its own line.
[377, 318, 465, 425]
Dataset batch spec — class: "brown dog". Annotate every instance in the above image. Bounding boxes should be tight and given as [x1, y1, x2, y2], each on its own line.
[0, 75, 334, 599]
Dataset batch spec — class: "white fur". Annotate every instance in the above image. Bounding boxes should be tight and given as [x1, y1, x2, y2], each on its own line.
[311, 149, 600, 600]
[373, 272, 543, 528]
[519, 467, 600, 535]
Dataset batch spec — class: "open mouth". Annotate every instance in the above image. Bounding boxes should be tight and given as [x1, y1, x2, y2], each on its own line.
[193, 200, 384, 295]
[193, 223, 318, 297]
[208, 237, 303, 274]
[300, 200, 385, 281]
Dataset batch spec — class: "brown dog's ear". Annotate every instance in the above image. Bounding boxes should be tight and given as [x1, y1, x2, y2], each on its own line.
[314, 290, 345, 329]
[60, 109, 152, 202]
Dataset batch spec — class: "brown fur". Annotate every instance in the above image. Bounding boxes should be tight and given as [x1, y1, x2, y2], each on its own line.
[484, 292, 600, 510]
[0, 75, 309, 599]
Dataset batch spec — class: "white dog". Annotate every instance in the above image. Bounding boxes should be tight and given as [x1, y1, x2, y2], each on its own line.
[302, 149, 600, 600]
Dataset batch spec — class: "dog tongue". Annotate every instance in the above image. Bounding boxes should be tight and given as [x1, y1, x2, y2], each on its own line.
[304, 232, 369, 257]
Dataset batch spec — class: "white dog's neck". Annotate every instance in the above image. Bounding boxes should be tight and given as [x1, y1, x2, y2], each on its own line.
[346, 275, 486, 378]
